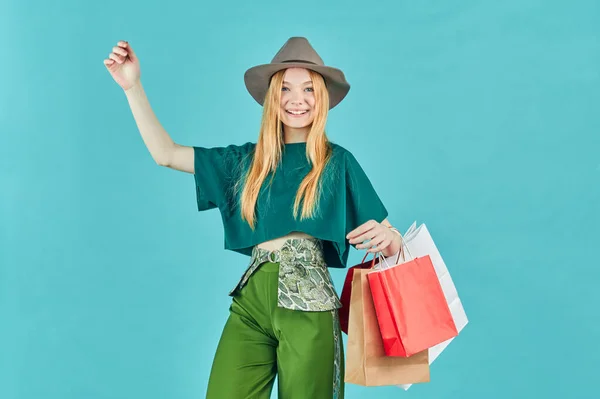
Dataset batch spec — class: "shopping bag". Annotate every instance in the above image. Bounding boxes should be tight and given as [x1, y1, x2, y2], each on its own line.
[339, 252, 378, 335]
[368, 251, 458, 357]
[345, 267, 430, 386]
[377, 222, 469, 390]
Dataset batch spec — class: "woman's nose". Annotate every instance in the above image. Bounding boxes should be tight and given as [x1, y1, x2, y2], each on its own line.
[289, 88, 305, 104]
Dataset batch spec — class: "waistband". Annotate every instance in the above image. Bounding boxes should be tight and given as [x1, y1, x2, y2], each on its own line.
[250, 237, 325, 267]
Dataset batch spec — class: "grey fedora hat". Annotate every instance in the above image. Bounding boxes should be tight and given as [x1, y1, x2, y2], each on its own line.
[244, 37, 351, 110]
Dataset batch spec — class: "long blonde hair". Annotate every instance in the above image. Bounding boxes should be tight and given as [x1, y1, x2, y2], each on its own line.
[235, 69, 333, 230]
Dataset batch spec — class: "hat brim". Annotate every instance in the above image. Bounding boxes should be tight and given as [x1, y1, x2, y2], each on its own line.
[244, 63, 350, 110]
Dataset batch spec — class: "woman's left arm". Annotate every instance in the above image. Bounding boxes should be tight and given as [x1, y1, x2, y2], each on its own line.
[346, 218, 402, 258]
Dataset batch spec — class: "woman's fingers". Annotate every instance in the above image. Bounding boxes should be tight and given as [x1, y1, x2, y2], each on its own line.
[112, 46, 128, 57]
[108, 52, 125, 63]
[367, 238, 392, 253]
[346, 220, 377, 240]
[105, 41, 130, 63]
[349, 229, 377, 248]
[123, 42, 136, 61]
[356, 233, 386, 249]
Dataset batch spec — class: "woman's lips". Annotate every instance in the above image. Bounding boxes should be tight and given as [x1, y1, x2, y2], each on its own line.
[286, 110, 309, 117]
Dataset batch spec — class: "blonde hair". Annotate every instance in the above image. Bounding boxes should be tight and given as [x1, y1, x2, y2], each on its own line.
[234, 69, 332, 230]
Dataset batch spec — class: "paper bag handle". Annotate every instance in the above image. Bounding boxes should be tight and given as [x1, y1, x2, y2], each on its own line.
[357, 231, 414, 270]
[396, 232, 414, 262]
[359, 251, 382, 270]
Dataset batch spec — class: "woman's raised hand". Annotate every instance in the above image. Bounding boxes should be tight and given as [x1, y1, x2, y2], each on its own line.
[103, 40, 141, 91]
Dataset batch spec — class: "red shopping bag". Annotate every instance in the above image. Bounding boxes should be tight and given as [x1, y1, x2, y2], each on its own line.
[367, 252, 459, 357]
[339, 252, 379, 335]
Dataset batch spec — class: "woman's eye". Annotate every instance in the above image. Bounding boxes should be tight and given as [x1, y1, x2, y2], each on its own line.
[281, 86, 313, 92]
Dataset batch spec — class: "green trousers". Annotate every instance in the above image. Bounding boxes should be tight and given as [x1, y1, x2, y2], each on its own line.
[206, 260, 345, 399]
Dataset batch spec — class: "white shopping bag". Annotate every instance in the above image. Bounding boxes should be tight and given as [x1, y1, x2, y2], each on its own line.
[378, 222, 468, 390]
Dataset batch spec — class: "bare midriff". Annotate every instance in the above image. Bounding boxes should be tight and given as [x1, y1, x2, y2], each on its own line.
[255, 231, 318, 251]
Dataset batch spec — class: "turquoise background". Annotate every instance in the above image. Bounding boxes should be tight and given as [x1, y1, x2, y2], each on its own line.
[1, 0, 598, 398]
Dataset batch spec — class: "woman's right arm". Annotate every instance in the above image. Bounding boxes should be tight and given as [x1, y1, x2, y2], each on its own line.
[124, 81, 194, 173]
[104, 40, 194, 174]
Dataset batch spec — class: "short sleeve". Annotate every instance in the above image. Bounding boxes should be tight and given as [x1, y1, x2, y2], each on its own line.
[193, 142, 254, 211]
[344, 150, 389, 234]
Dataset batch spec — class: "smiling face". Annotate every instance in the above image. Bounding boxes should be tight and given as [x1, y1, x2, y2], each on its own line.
[279, 68, 316, 136]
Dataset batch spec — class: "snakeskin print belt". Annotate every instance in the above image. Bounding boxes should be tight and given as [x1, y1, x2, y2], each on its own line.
[229, 237, 342, 312]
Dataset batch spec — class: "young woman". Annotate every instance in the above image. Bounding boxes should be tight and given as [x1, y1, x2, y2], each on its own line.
[104, 36, 403, 399]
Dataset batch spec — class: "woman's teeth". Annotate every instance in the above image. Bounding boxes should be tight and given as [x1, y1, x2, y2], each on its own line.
[287, 110, 308, 115]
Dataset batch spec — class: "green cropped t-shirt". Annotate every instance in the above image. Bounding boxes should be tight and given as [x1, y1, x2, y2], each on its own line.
[192, 141, 388, 269]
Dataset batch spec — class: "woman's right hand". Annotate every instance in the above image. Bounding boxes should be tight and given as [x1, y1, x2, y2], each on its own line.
[103, 40, 141, 91]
